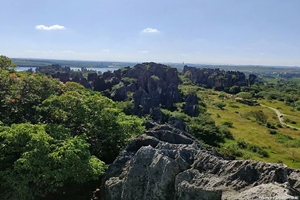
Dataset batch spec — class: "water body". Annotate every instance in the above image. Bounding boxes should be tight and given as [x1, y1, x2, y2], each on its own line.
[16, 67, 118, 73]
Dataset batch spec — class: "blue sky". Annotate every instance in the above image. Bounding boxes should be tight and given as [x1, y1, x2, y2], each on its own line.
[1, 0, 300, 66]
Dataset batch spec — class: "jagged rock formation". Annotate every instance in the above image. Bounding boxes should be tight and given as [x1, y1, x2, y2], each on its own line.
[183, 94, 200, 117]
[96, 122, 300, 200]
[93, 62, 182, 116]
[183, 65, 257, 90]
[37, 63, 259, 117]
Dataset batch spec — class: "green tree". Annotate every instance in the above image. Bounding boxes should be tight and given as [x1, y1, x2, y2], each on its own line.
[0, 124, 105, 199]
[236, 92, 253, 99]
[188, 114, 230, 146]
[0, 55, 16, 71]
[37, 90, 144, 163]
[228, 85, 241, 94]
[0, 71, 63, 124]
[212, 101, 226, 110]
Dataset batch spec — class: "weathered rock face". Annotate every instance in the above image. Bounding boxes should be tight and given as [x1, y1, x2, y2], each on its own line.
[183, 94, 200, 117]
[89, 62, 183, 116]
[97, 123, 300, 200]
[183, 65, 257, 90]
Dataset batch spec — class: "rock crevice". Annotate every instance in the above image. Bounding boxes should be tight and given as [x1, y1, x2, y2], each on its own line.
[97, 123, 300, 200]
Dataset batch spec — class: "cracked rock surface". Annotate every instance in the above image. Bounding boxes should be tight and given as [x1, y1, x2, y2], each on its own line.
[97, 122, 300, 200]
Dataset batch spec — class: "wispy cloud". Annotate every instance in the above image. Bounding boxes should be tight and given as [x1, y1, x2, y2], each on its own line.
[142, 28, 159, 33]
[35, 24, 65, 30]
[138, 50, 149, 53]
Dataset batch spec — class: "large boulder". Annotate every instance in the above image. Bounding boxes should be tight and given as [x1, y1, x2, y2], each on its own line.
[183, 94, 200, 117]
[96, 123, 300, 200]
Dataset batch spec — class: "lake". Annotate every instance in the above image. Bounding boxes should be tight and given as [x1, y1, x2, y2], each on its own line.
[16, 67, 119, 73]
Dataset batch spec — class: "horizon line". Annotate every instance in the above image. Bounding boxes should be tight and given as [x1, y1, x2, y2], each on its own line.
[11, 57, 300, 68]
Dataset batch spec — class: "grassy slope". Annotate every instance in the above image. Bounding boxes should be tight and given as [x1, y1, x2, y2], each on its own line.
[258, 99, 300, 129]
[179, 84, 300, 168]
[210, 95, 300, 168]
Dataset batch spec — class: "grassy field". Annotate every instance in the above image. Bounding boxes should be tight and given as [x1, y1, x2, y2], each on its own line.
[193, 88, 300, 168]
[258, 99, 300, 128]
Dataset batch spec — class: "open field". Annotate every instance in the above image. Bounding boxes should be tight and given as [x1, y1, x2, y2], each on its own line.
[196, 89, 300, 168]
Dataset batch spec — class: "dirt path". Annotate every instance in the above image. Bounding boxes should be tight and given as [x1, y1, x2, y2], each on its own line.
[260, 104, 300, 130]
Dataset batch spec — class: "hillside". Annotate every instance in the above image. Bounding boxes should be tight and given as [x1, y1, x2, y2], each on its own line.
[1, 55, 300, 199]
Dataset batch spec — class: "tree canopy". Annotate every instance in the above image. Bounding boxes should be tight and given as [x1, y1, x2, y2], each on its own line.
[0, 56, 145, 199]
[0, 55, 16, 71]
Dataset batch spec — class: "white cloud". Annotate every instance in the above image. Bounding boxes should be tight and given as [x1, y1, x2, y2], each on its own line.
[138, 50, 149, 53]
[100, 49, 110, 53]
[142, 28, 159, 33]
[35, 24, 65, 30]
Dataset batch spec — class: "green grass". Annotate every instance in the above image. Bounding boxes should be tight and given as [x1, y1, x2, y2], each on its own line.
[199, 90, 300, 168]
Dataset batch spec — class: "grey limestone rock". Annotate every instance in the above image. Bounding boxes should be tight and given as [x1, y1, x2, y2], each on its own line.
[98, 123, 300, 200]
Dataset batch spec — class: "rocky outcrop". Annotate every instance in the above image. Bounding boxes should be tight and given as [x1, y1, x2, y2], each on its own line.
[97, 123, 300, 200]
[183, 94, 200, 117]
[88, 62, 183, 116]
[132, 63, 182, 115]
[183, 65, 257, 90]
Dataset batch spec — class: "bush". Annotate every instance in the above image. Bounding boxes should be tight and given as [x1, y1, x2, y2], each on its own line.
[268, 130, 278, 135]
[188, 114, 232, 147]
[212, 101, 226, 110]
[235, 99, 259, 106]
[244, 110, 268, 124]
[248, 144, 269, 158]
[228, 86, 241, 94]
[218, 125, 234, 140]
[218, 92, 227, 99]
[236, 92, 253, 99]
[266, 122, 277, 129]
[218, 145, 243, 158]
[275, 133, 293, 144]
[222, 121, 233, 128]
[237, 140, 247, 149]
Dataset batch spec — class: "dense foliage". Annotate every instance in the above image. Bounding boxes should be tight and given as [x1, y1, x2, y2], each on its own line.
[0, 55, 16, 71]
[0, 124, 104, 199]
[0, 57, 144, 199]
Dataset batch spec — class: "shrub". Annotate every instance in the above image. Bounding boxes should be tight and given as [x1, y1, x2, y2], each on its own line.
[212, 101, 226, 110]
[236, 99, 259, 106]
[222, 121, 233, 128]
[248, 144, 269, 158]
[275, 133, 293, 144]
[268, 130, 278, 135]
[237, 140, 247, 149]
[244, 110, 268, 124]
[218, 145, 243, 158]
[266, 122, 277, 129]
[236, 92, 253, 99]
